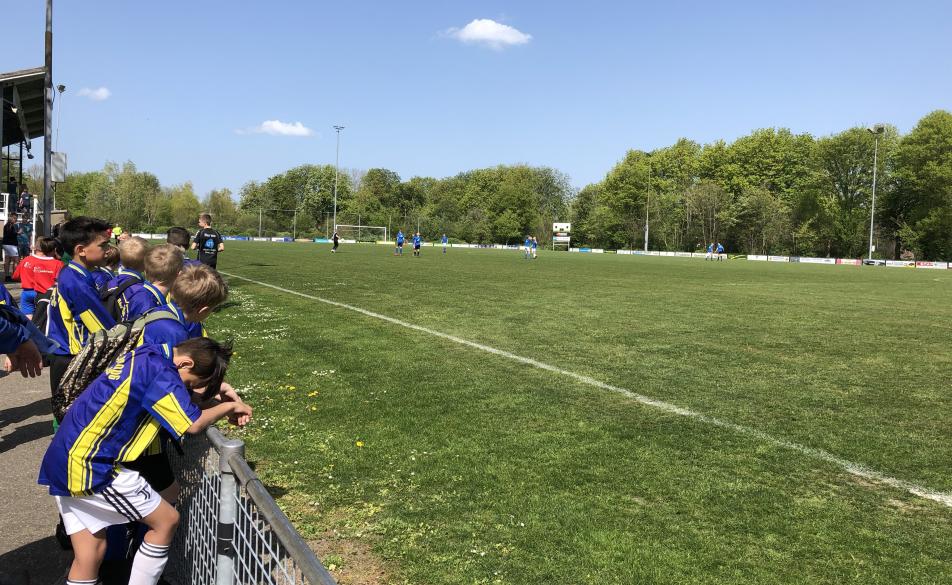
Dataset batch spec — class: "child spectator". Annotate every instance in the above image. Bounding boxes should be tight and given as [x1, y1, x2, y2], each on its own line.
[126, 244, 183, 322]
[17, 218, 32, 259]
[103, 236, 150, 321]
[332, 231, 339, 253]
[37, 337, 250, 585]
[441, 233, 448, 254]
[45, 217, 117, 418]
[141, 263, 228, 348]
[128, 264, 233, 504]
[12, 237, 63, 318]
[167, 227, 202, 268]
[91, 245, 119, 293]
[532, 236, 538, 259]
[191, 213, 224, 269]
[412, 232, 422, 257]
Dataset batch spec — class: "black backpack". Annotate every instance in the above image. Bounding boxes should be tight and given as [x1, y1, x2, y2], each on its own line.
[99, 275, 143, 322]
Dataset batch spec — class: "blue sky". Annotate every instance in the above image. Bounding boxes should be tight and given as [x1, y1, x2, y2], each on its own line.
[6, 1, 951, 198]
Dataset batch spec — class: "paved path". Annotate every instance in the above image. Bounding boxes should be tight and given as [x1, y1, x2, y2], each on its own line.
[0, 324, 72, 583]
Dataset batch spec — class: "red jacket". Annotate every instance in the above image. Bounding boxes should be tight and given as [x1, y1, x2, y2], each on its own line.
[13, 254, 63, 294]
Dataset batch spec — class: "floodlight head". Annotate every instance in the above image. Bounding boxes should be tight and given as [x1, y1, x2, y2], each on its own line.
[867, 123, 886, 134]
[27, 153, 34, 160]
[56, 84, 66, 93]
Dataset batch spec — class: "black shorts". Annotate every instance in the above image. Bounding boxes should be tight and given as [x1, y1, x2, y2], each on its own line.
[199, 256, 218, 269]
[124, 452, 176, 493]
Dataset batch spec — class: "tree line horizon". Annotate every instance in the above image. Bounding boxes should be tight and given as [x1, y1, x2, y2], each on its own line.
[22, 109, 952, 260]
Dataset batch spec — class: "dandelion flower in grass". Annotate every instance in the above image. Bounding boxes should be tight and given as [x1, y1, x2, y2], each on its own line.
[356, 440, 365, 448]
[288, 385, 296, 391]
[310, 406, 317, 412]
[307, 391, 318, 397]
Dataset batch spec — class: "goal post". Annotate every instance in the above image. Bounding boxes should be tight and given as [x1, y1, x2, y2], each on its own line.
[334, 224, 388, 242]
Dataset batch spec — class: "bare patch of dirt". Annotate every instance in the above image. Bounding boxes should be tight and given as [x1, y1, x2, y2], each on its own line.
[309, 532, 395, 585]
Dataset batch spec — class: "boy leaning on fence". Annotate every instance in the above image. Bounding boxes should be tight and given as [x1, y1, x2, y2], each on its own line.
[38, 337, 251, 585]
[124, 262, 233, 505]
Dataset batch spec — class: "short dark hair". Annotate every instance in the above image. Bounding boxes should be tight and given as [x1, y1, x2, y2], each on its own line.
[175, 337, 233, 398]
[199, 213, 212, 225]
[166, 227, 191, 250]
[59, 216, 113, 256]
[37, 236, 58, 256]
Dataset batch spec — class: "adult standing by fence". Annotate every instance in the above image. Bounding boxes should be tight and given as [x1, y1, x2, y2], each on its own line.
[192, 213, 224, 269]
[3, 214, 21, 282]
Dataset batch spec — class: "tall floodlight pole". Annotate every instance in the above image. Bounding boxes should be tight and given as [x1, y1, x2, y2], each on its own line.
[644, 162, 651, 253]
[42, 0, 53, 236]
[867, 124, 885, 260]
[333, 125, 344, 233]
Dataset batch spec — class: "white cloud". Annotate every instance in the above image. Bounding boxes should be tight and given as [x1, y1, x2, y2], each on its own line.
[237, 120, 314, 137]
[77, 87, 111, 101]
[445, 18, 532, 50]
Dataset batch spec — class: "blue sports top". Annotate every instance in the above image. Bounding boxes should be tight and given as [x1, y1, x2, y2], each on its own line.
[125, 281, 167, 322]
[441, 235, 448, 243]
[0, 283, 14, 306]
[413, 235, 421, 245]
[37, 344, 201, 496]
[104, 268, 144, 322]
[91, 267, 114, 293]
[396, 232, 404, 244]
[46, 262, 117, 355]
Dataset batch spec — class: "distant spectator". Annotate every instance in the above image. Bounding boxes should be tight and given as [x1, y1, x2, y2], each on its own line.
[3, 214, 20, 282]
[17, 187, 33, 215]
[17, 218, 32, 259]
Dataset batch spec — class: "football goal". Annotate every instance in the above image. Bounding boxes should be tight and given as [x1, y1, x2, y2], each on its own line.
[335, 224, 388, 242]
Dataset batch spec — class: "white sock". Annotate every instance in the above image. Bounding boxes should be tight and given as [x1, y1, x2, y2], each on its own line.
[67, 579, 99, 585]
[128, 541, 170, 585]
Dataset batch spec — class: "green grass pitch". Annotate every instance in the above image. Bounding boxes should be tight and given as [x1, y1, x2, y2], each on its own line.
[206, 242, 952, 584]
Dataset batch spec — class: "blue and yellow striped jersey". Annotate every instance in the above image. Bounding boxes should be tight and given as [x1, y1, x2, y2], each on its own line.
[125, 281, 166, 322]
[38, 344, 201, 497]
[45, 262, 117, 355]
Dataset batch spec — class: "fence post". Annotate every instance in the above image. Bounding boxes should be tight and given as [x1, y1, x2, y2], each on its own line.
[215, 437, 245, 585]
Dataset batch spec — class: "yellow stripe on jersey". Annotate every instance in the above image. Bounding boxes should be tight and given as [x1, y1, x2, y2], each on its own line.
[152, 393, 195, 437]
[78, 308, 107, 334]
[52, 288, 83, 355]
[67, 354, 135, 494]
[117, 417, 162, 463]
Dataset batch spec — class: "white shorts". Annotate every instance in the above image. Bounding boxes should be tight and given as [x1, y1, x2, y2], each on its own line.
[2, 244, 18, 258]
[55, 467, 162, 535]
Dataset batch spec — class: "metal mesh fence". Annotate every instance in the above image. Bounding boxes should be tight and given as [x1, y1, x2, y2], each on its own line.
[166, 429, 336, 585]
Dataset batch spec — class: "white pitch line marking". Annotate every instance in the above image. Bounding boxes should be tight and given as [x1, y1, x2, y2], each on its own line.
[222, 271, 952, 508]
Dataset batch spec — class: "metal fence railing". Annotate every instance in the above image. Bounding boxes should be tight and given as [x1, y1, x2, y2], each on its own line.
[167, 428, 337, 585]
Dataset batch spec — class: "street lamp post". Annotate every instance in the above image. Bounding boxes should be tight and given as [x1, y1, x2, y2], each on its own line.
[333, 125, 344, 234]
[867, 124, 885, 260]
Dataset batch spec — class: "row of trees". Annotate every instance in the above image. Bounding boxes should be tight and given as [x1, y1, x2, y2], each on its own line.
[572, 110, 952, 260]
[41, 110, 951, 259]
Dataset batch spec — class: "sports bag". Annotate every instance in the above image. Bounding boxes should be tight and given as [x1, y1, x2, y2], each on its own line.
[53, 310, 178, 421]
